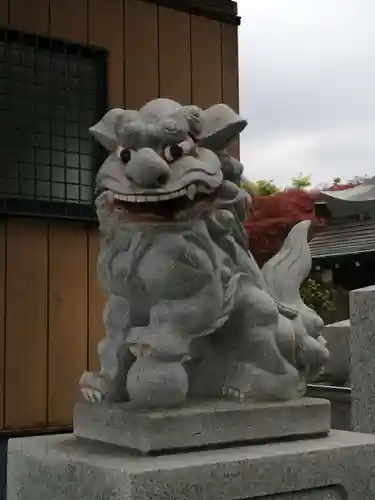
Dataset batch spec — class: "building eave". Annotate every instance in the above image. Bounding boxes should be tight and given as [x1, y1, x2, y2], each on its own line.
[142, 0, 241, 25]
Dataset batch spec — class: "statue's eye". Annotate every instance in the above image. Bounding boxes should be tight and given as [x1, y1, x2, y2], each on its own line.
[117, 147, 132, 164]
[164, 144, 183, 163]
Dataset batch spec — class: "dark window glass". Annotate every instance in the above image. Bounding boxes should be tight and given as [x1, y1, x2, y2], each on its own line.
[0, 28, 107, 219]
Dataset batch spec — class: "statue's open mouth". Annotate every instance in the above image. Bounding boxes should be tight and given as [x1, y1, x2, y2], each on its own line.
[98, 183, 219, 221]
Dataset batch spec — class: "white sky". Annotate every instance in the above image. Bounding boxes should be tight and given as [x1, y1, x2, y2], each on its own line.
[237, 0, 375, 187]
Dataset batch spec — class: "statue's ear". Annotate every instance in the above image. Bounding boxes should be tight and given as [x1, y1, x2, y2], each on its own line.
[198, 104, 247, 150]
[183, 105, 204, 138]
[89, 108, 140, 152]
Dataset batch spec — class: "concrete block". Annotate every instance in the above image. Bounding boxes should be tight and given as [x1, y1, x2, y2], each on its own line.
[320, 320, 350, 384]
[306, 385, 352, 431]
[7, 430, 375, 499]
[74, 397, 330, 454]
[350, 285, 375, 433]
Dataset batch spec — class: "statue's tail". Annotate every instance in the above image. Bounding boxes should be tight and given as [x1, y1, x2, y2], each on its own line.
[261, 220, 313, 316]
[262, 220, 328, 383]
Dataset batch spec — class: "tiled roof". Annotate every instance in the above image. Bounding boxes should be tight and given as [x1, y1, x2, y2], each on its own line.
[320, 182, 375, 201]
[309, 219, 375, 259]
[317, 178, 375, 218]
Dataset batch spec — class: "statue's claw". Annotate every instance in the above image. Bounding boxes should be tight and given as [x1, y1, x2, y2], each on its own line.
[81, 388, 89, 401]
[81, 388, 104, 403]
[222, 386, 246, 402]
[295, 334, 330, 381]
[79, 371, 112, 403]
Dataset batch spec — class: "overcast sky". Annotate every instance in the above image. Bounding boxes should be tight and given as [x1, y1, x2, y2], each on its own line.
[237, 0, 375, 187]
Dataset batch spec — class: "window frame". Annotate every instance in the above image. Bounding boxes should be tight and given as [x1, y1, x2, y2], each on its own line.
[0, 27, 108, 221]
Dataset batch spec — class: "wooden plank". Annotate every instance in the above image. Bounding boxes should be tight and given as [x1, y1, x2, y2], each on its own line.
[0, 222, 5, 430]
[221, 23, 240, 158]
[48, 223, 88, 426]
[4, 219, 48, 430]
[221, 24, 239, 112]
[124, 0, 159, 109]
[49, 0, 87, 42]
[158, 6, 191, 104]
[191, 15, 222, 110]
[88, 229, 106, 371]
[9, 0, 49, 35]
[0, 0, 8, 24]
[88, 0, 124, 107]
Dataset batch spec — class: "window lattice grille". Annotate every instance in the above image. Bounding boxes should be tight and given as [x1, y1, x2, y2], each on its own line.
[0, 28, 107, 219]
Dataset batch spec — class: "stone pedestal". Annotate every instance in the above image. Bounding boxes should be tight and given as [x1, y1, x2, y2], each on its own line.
[7, 428, 375, 499]
[306, 385, 352, 431]
[320, 320, 350, 385]
[74, 397, 330, 454]
[350, 285, 375, 434]
[7, 397, 375, 499]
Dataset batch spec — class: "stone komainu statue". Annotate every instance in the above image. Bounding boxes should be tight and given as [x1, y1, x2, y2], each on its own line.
[80, 98, 329, 407]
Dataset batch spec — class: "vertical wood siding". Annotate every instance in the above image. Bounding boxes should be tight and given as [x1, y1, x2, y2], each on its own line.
[5, 220, 48, 429]
[0, 0, 239, 433]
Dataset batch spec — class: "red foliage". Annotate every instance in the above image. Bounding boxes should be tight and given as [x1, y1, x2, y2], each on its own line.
[323, 182, 360, 191]
[243, 189, 327, 268]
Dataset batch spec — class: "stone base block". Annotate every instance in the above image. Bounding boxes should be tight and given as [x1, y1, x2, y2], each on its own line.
[319, 320, 350, 384]
[73, 397, 330, 454]
[307, 385, 352, 431]
[7, 430, 375, 499]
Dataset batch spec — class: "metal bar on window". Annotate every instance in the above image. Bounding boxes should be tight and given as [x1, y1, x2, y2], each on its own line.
[0, 27, 108, 220]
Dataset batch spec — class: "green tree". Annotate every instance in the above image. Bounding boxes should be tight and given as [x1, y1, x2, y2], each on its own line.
[241, 180, 258, 197]
[242, 173, 312, 196]
[300, 278, 335, 315]
[291, 173, 311, 189]
[254, 179, 280, 196]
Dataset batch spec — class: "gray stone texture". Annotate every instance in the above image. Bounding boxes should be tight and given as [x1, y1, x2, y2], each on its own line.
[8, 430, 375, 500]
[83, 99, 328, 408]
[350, 285, 375, 433]
[319, 320, 350, 385]
[73, 397, 330, 454]
[306, 385, 351, 431]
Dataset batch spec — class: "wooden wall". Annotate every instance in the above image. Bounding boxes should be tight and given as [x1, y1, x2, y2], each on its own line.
[0, 0, 239, 433]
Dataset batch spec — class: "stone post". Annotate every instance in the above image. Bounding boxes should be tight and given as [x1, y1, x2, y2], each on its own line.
[350, 285, 375, 433]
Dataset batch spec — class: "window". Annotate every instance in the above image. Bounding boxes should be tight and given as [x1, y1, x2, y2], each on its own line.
[0, 28, 107, 219]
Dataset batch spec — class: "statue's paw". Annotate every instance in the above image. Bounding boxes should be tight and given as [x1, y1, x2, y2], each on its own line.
[317, 335, 330, 358]
[81, 388, 104, 403]
[222, 362, 303, 402]
[296, 335, 330, 380]
[79, 371, 111, 404]
[222, 386, 245, 402]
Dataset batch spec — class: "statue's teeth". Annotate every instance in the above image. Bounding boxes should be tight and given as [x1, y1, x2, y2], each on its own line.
[170, 190, 181, 199]
[114, 188, 188, 202]
[187, 184, 197, 201]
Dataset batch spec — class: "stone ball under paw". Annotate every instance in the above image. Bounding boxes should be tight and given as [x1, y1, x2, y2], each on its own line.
[126, 357, 188, 408]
